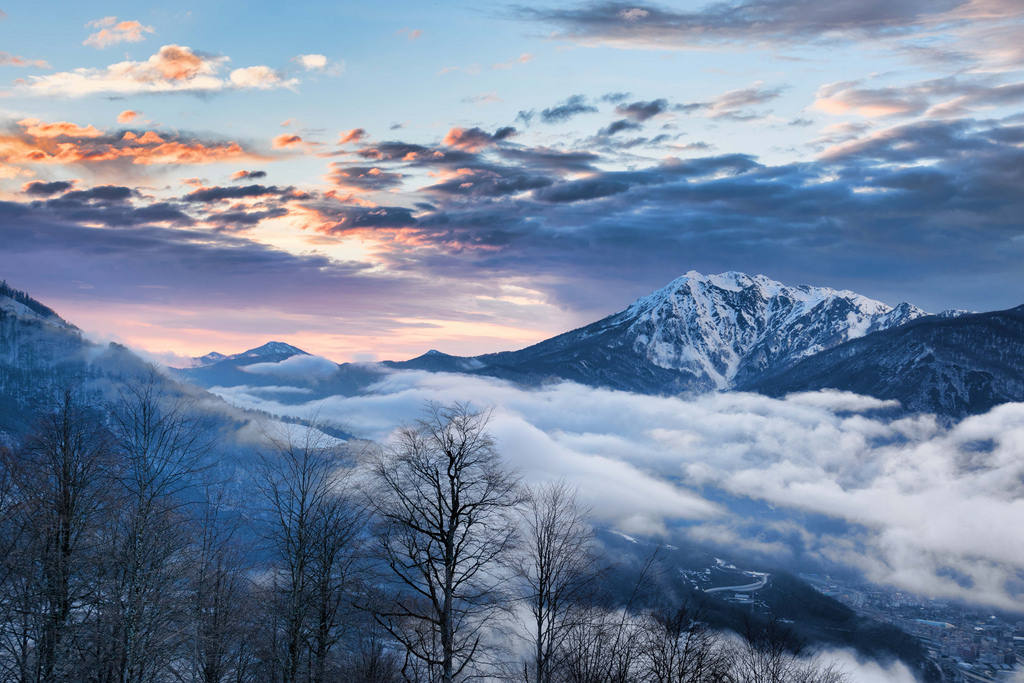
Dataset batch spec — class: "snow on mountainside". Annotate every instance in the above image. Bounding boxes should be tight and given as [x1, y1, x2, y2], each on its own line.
[418, 271, 931, 395]
[190, 341, 308, 368]
[181, 271, 934, 399]
[607, 271, 928, 389]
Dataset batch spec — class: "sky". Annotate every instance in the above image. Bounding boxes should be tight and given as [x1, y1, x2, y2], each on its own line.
[1, 0, 1023, 363]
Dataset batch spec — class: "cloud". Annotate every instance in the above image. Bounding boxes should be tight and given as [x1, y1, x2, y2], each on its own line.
[814, 76, 1024, 119]
[272, 134, 304, 149]
[294, 53, 328, 71]
[208, 369, 1024, 609]
[24, 44, 297, 97]
[327, 164, 404, 193]
[239, 353, 340, 381]
[231, 169, 266, 181]
[83, 17, 154, 48]
[117, 110, 139, 124]
[229, 65, 293, 89]
[675, 84, 786, 120]
[22, 180, 74, 196]
[312, 115, 1024, 315]
[535, 94, 599, 124]
[17, 118, 103, 138]
[598, 118, 642, 136]
[0, 51, 49, 68]
[442, 126, 516, 151]
[518, 0, 993, 50]
[492, 52, 533, 70]
[183, 183, 290, 203]
[0, 118, 263, 167]
[615, 98, 668, 121]
[337, 128, 366, 145]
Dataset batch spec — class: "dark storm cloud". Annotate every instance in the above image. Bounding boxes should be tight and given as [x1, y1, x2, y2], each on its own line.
[61, 185, 135, 202]
[356, 141, 477, 165]
[231, 169, 267, 181]
[327, 164, 405, 192]
[615, 98, 668, 121]
[496, 147, 600, 172]
[203, 207, 291, 229]
[4, 113, 1023, 319]
[601, 91, 630, 103]
[314, 117, 1023, 312]
[534, 177, 630, 202]
[599, 119, 642, 136]
[517, 0, 973, 49]
[443, 125, 517, 150]
[536, 95, 599, 124]
[22, 180, 73, 196]
[184, 184, 289, 203]
[422, 167, 553, 198]
[24, 191, 194, 227]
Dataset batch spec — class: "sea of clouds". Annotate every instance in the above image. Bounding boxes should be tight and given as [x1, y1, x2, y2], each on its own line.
[211, 366, 1024, 613]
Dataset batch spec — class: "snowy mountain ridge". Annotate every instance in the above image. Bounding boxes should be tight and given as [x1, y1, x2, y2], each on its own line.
[571, 271, 928, 389]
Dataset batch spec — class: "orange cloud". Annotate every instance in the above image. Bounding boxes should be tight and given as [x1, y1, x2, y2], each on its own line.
[117, 110, 139, 124]
[273, 134, 304, 149]
[18, 118, 103, 138]
[83, 17, 154, 49]
[338, 128, 366, 144]
[0, 117, 262, 167]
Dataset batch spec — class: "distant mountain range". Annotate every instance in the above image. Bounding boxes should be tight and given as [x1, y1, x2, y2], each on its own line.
[4, 272, 1021, 423]
[180, 271, 1022, 418]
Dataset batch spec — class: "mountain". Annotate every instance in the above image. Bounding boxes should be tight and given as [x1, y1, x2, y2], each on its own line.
[741, 305, 1024, 418]
[180, 340, 387, 399]
[0, 282, 155, 437]
[174, 271, 1024, 418]
[386, 271, 929, 395]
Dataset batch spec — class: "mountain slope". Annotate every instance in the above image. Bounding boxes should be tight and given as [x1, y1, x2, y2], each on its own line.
[0, 282, 156, 437]
[390, 271, 928, 394]
[741, 306, 1024, 418]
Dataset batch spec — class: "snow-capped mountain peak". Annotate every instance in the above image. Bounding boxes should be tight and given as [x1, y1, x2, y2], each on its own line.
[607, 271, 928, 389]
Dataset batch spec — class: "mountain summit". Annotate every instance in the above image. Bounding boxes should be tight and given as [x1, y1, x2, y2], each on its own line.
[403, 271, 928, 394]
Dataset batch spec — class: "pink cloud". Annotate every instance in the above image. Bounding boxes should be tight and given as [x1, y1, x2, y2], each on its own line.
[337, 128, 366, 144]
[83, 17, 154, 49]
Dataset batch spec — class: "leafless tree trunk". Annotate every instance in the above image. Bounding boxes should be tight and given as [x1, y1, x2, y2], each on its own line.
[257, 423, 364, 683]
[636, 603, 734, 683]
[732, 618, 847, 683]
[187, 489, 256, 683]
[92, 377, 210, 683]
[514, 482, 596, 683]
[368, 403, 523, 683]
[0, 389, 112, 682]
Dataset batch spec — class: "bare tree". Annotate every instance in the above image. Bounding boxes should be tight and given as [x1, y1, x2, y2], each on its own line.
[732, 618, 847, 683]
[0, 389, 112, 681]
[515, 481, 596, 683]
[554, 606, 640, 683]
[636, 603, 734, 683]
[257, 423, 364, 683]
[186, 489, 257, 683]
[88, 377, 210, 683]
[368, 403, 523, 683]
